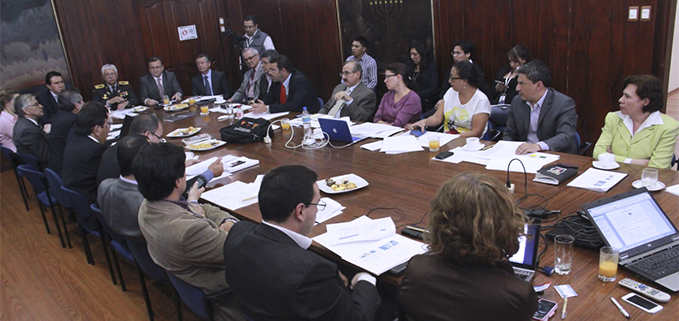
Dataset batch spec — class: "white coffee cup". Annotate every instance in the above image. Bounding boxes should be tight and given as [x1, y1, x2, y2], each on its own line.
[598, 153, 616, 166]
[466, 137, 481, 148]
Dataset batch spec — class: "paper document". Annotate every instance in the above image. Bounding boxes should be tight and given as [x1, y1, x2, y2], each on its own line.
[186, 155, 259, 181]
[566, 168, 628, 192]
[247, 111, 289, 121]
[314, 197, 345, 225]
[380, 136, 423, 154]
[360, 141, 383, 152]
[324, 216, 395, 244]
[350, 123, 403, 138]
[200, 175, 264, 210]
[665, 184, 679, 196]
[485, 152, 560, 174]
[110, 108, 139, 119]
[416, 132, 459, 148]
[182, 95, 226, 104]
[107, 130, 120, 141]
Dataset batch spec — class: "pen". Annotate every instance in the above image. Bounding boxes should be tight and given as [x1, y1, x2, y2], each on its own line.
[561, 297, 567, 319]
[610, 297, 630, 319]
[481, 144, 494, 151]
[406, 225, 429, 233]
[241, 195, 257, 202]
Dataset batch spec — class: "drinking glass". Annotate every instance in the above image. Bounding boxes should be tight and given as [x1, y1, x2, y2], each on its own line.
[641, 168, 658, 188]
[598, 246, 619, 282]
[428, 136, 440, 152]
[554, 234, 574, 275]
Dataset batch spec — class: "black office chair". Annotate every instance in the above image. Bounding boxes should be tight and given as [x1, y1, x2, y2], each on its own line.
[16, 164, 67, 247]
[574, 132, 591, 155]
[0, 145, 30, 211]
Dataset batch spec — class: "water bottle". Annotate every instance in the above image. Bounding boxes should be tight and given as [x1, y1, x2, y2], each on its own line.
[301, 107, 311, 136]
[235, 105, 244, 119]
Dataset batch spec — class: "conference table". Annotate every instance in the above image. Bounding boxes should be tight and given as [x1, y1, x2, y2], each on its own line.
[145, 103, 678, 320]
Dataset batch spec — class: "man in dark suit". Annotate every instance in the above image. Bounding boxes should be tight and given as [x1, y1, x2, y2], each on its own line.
[256, 49, 279, 101]
[92, 64, 140, 110]
[191, 54, 233, 98]
[503, 59, 578, 154]
[36, 71, 66, 124]
[224, 165, 381, 321]
[12, 94, 50, 165]
[62, 102, 110, 206]
[252, 55, 320, 113]
[318, 61, 376, 122]
[139, 56, 183, 106]
[48, 89, 83, 175]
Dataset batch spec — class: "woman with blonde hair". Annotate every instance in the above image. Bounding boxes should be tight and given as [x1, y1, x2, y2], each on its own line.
[397, 172, 538, 321]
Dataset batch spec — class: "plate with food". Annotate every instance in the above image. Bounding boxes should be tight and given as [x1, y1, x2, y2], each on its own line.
[186, 139, 226, 151]
[167, 126, 201, 137]
[164, 103, 190, 112]
[132, 106, 148, 113]
[317, 173, 369, 194]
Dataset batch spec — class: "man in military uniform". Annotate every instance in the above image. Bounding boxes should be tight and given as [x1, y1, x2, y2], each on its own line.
[92, 64, 140, 110]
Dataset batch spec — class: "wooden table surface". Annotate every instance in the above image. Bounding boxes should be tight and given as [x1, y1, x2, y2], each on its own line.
[152, 104, 679, 320]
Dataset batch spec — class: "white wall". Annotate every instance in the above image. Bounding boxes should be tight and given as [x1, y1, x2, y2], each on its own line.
[669, 4, 679, 92]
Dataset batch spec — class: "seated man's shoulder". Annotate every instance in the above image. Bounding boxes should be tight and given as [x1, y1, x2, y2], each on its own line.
[549, 88, 575, 105]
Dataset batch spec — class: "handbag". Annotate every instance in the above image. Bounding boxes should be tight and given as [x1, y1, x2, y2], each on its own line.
[219, 117, 274, 144]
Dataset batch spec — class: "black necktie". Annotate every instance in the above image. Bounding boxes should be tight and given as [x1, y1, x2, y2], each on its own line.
[204, 76, 212, 96]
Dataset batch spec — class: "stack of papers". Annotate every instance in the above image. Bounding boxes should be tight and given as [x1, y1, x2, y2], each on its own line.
[181, 95, 226, 105]
[434, 141, 560, 173]
[416, 132, 459, 148]
[314, 197, 345, 225]
[186, 155, 259, 182]
[314, 216, 427, 275]
[350, 123, 403, 138]
[110, 108, 139, 119]
[567, 168, 628, 192]
[200, 175, 264, 210]
[665, 184, 679, 196]
[246, 111, 289, 121]
[209, 104, 253, 114]
[379, 136, 423, 154]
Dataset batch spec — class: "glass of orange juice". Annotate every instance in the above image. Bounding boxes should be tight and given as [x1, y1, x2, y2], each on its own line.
[281, 119, 291, 130]
[598, 246, 619, 282]
[162, 95, 170, 106]
[200, 105, 209, 115]
[189, 97, 196, 105]
[428, 136, 440, 152]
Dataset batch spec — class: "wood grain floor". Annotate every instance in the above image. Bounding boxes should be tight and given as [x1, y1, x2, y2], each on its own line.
[0, 169, 202, 321]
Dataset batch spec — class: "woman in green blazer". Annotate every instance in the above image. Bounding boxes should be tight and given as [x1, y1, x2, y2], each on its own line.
[593, 75, 679, 169]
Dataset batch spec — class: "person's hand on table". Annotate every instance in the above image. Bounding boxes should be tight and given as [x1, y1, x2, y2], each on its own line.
[515, 142, 540, 155]
[226, 98, 234, 103]
[406, 119, 427, 132]
[172, 93, 182, 101]
[208, 157, 224, 177]
[115, 100, 129, 110]
[185, 158, 199, 167]
[251, 99, 267, 113]
[146, 99, 159, 106]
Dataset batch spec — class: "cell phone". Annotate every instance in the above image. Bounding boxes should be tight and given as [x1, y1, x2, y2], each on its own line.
[532, 299, 558, 321]
[410, 129, 425, 137]
[435, 150, 454, 160]
[622, 293, 663, 314]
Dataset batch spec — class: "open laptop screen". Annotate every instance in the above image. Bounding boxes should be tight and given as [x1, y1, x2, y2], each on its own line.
[584, 190, 676, 254]
[510, 224, 540, 268]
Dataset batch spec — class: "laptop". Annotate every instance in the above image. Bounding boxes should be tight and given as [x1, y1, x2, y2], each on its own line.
[318, 118, 367, 144]
[582, 188, 679, 292]
[510, 223, 541, 282]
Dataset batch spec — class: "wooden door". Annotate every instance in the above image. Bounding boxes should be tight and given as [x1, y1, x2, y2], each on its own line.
[135, 0, 231, 94]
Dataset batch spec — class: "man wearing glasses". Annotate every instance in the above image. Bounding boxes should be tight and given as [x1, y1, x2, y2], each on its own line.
[191, 54, 233, 98]
[224, 165, 381, 321]
[13, 94, 50, 165]
[228, 48, 265, 103]
[318, 61, 376, 122]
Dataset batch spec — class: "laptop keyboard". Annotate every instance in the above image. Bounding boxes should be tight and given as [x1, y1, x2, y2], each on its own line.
[513, 268, 532, 282]
[629, 246, 679, 279]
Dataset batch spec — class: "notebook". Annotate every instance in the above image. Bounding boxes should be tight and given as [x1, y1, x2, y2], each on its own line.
[318, 118, 367, 144]
[510, 223, 541, 282]
[582, 188, 679, 292]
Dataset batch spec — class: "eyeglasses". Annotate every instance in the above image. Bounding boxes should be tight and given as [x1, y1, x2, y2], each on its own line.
[384, 74, 397, 79]
[244, 55, 257, 62]
[449, 75, 461, 80]
[308, 200, 326, 211]
[339, 71, 357, 76]
[151, 131, 167, 143]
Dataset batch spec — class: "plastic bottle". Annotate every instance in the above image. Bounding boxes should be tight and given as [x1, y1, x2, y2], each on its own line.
[301, 107, 311, 136]
[235, 105, 244, 119]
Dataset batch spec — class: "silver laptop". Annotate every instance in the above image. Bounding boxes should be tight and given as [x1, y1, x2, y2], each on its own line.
[583, 188, 679, 292]
[510, 223, 541, 282]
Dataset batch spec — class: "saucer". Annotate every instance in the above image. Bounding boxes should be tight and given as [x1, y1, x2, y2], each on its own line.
[462, 143, 484, 151]
[632, 180, 665, 192]
[592, 161, 620, 170]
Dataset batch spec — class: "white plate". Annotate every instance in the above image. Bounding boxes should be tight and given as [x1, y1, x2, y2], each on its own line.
[167, 127, 201, 137]
[164, 103, 190, 112]
[185, 139, 226, 151]
[462, 143, 484, 151]
[592, 161, 620, 170]
[133, 106, 148, 113]
[632, 180, 665, 192]
[318, 173, 369, 194]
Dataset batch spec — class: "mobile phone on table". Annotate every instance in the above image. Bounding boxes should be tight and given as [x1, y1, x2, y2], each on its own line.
[532, 299, 558, 321]
[622, 293, 663, 314]
[434, 151, 454, 160]
[410, 128, 425, 137]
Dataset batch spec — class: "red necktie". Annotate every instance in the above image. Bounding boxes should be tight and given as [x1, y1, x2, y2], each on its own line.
[280, 85, 287, 104]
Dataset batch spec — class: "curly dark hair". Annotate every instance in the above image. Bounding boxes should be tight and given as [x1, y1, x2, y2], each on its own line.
[427, 172, 527, 266]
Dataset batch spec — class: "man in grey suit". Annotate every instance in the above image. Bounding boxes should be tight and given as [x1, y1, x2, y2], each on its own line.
[190, 54, 233, 98]
[224, 165, 381, 321]
[227, 48, 265, 103]
[12, 94, 50, 165]
[135, 143, 243, 321]
[503, 59, 578, 154]
[139, 56, 183, 106]
[319, 60, 377, 122]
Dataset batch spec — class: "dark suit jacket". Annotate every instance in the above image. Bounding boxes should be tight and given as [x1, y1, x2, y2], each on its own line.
[62, 135, 108, 203]
[397, 254, 538, 321]
[503, 88, 578, 154]
[36, 90, 60, 124]
[262, 69, 320, 113]
[139, 71, 183, 104]
[318, 82, 376, 122]
[12, 117, 50, 164]
[224, 222, 381, 321]
[191, 70, 233, 98]
[92, 81, 141, 109]
[97, 143, 120, 184]
[47, 111, 76, 175]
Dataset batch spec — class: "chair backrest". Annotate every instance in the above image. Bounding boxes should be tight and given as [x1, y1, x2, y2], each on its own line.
[61, 185, 95, 228]
[0, 145, 21, 168]
[16, 152, 40, 168]
[17, 164, 47, 194]
[317, 97, 323, 110]
[166, 272, 210, 320]
[44, 168, 71, 208]
[126, 237, 167, 281]
[90, 203, 126, 243]
[574, 132, 592, 155]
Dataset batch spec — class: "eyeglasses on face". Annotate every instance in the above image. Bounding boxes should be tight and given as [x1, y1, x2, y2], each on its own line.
[384, 74, 397, 79]
[308, 200, 326, 211]
[151, 131, 167, 143]
[339, 71, 357, 77]
[245, 55, 258, 62]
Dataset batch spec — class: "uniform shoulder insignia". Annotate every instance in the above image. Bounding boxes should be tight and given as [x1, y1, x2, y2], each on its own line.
[95, 84, 105, 89]
[118, 81, 129, 85]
